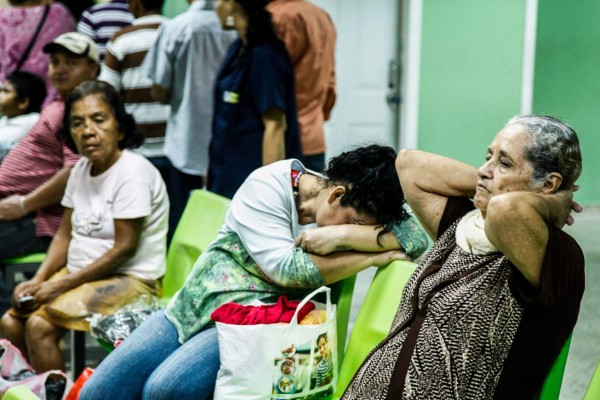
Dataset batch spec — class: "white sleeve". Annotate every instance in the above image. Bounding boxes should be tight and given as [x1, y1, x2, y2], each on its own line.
[227, 174, 324, 288]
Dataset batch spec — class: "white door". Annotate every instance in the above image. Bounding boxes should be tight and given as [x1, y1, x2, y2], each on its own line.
[312, 0, 401, 158]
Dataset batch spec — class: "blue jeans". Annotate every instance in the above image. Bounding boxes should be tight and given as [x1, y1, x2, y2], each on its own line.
[80, 311, 220, 400]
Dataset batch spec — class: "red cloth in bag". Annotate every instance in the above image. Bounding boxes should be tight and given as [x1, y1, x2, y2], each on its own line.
[211, 296, 315, 325]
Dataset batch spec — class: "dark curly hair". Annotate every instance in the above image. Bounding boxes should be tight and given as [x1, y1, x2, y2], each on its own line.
[59, 80, 144, 153]
[324, 144, 408, 237]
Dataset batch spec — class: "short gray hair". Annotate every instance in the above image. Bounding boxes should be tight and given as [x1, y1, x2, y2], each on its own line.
[507, 115, 582, 189]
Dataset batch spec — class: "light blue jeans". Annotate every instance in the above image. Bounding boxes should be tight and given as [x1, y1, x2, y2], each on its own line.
[80, 310, 220, 400]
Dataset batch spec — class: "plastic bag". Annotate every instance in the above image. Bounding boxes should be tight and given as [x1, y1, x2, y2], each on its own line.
[88, 295, 162, 346]
[0, 339, 72, 399]
[213, 287, 337, 400]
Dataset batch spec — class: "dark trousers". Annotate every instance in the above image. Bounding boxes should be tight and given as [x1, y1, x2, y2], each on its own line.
[303, 153, 326, 173]
[0, 215, 51, 259]
[149, 157, 204, 246]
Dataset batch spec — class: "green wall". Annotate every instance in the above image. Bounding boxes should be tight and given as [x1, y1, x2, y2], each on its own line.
[417, 0, 525, 169]
[162, 0, 189, 18]
[533, 0, 600, 204]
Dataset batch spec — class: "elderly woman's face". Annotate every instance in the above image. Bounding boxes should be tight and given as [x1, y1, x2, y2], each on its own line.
[69, 94, 124, 175]
[474, 124, 538, 215]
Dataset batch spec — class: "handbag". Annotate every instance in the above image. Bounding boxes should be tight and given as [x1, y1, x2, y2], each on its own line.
[213, 286, 338, 400]
[0, 338, 72, 399]
[14, 4, 50, 72]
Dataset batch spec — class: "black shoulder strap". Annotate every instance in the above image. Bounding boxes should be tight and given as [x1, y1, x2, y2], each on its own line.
[14, 4, 50, 72]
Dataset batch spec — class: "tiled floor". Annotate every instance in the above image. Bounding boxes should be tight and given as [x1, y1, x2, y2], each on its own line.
[349, 206, 600, 399]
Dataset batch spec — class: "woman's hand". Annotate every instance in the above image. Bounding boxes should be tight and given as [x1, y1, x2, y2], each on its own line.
[32, 280, 68, 306]
[552, 185, 583, 227]
[295, 227, 349, 255]
[12, 280, 42, 310]
[369, 250, 412, 267]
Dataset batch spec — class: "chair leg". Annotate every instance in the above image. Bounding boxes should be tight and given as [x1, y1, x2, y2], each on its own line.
[71, 330, 86, 380]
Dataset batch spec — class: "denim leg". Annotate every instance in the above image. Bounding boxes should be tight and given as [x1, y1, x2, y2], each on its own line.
[0, 216, 51, 259]
[142, 326, 220, 400]
[80, 311, 181, 400]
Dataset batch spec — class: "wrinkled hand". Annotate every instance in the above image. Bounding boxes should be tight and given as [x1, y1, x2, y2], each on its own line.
[370, 250, 412, 267]
[0, 194, 25, 221]
[32, 280, 66, 306]
[12, 280, 41, 308]
[295, 226, 347, 256]
[554, 185, 583, 227]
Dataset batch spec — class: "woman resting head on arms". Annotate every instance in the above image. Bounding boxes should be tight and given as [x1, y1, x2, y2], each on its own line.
[0, 80, 168, 373]
[80, 144, 428, 400]
[343, 115, 584, 399]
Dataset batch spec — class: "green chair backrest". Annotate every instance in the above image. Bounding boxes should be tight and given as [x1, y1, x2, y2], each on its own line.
[334, 260, 417, 398]
[328, 275, 357, 367]
[536, 335, 572, 400]
[162, 190, 231, 301]
[583, 358, 600, 400]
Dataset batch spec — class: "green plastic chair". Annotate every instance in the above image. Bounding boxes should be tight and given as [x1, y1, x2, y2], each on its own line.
[162, 189, 232, 302]
[583, 358, 600, 400]
[536, 335, 572, 400]
[2, 385, 41, 400]
[97, 190, 231, 353]
[1, 253, 45, 289]
[328, 275, 357, 367]
[333, 260, 416, 398]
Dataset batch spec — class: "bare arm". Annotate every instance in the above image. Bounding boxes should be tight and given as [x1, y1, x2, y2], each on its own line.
[150, 84, 170, 104]
[0, 167, 72, 221]
[484, 189, 580, 287]
[295, 225, 402, 255]
[396, 149, 478, 238]
[308, 250, 409, 284]
[30, 217, 144, 305]
[262, 108, 286, 165]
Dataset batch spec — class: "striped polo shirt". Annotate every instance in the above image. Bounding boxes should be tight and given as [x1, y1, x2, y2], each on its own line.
[0, 98, 80, 237]
[77, 0, 134, 61]
[100, 14, 170, 158]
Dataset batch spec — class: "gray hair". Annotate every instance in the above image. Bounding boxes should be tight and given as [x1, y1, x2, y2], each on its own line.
[507, 115, 582, 190]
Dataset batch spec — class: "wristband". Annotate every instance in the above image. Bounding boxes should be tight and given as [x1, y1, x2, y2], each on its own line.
[19, 195, 28, 216]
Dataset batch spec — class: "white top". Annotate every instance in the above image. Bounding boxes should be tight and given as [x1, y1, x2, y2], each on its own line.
[0, 113, 40, 162]
[220, 159, 319, 283]
[140, 2, 237, 175]
[62, 150, 169, 280]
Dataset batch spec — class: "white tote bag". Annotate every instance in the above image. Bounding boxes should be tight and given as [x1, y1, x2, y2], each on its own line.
[214, 286, 337, 400]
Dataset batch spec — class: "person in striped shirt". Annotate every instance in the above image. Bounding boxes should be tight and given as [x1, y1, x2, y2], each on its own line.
[0, 32, 99, 259]
[98, 0, 173, 235]
[77, 0, 134, 62]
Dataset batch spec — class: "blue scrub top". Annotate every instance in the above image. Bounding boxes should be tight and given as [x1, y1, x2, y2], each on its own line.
[208, 38, 303, 199]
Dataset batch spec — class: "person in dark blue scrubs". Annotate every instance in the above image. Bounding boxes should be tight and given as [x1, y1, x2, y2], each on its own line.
[209, 0, 303, 199]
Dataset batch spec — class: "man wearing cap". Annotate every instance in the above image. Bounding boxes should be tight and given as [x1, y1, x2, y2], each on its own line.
[0, 32, 99, 261]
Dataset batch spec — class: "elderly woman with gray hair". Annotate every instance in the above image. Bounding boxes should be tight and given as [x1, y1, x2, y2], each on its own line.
[342, 115, 584, 399]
